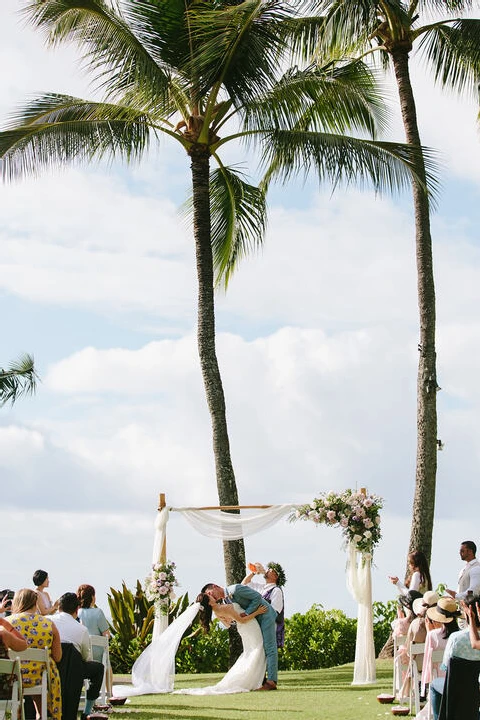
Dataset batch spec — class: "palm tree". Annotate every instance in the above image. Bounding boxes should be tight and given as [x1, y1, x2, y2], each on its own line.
[0, 0, 434, 587]
[307, 0, 480, 563]
[0, 354, 38, 406]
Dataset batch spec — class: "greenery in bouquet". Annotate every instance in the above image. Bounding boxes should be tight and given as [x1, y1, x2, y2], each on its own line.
[145, 560, 179, 615]
[291, 489, 383, 554]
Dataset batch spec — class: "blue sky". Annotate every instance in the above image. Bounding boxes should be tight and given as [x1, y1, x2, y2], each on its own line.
[2, 0, 480, 622]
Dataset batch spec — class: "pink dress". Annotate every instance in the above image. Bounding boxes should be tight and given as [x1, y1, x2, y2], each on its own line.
[420, 627, 446, 694]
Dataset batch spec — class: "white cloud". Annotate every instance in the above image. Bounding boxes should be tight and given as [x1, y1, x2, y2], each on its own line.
[1, 0, 480, 628]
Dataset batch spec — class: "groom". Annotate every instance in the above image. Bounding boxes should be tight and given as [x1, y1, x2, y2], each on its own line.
[202, 582, 278, 690]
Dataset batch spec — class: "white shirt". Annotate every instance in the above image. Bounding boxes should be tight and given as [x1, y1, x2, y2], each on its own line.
[52, 611, 91, 661]
[247, 580, 284, 614]
[456, 559, 480, 600]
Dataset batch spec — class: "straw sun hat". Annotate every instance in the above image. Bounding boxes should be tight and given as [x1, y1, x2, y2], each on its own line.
[426, 597, 460, 623]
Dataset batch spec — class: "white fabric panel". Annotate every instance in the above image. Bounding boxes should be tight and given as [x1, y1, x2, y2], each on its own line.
[347, 542, 376, 685]
[172, 504, 293, 540]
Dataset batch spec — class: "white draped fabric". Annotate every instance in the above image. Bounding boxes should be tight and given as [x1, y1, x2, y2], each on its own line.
[150, 504, 377, 687]
[113, 602, 201, 697]
[347, 542, 376, 684]
[151, 508, 170, 639]
[173, 504, 293, 539]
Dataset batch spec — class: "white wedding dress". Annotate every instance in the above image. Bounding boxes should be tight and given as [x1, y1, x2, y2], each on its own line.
[112, 602, 266, 697]
[175, 603, 266, 695]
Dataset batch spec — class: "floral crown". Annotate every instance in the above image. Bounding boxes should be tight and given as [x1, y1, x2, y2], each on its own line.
[267, 562, 286, 587]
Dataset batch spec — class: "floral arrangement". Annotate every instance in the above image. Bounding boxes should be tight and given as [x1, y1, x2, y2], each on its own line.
[291, 489, 383, 555]
[144, 560, 178, 614]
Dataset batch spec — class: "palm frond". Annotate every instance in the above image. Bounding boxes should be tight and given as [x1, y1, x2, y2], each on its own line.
[0, 354, 38, 407]
[23, 0, 172, 109]
[242, 60, 389, 140]
[260, 130, 441, 200]
[0, 94, 154, 180]
[418, 19, 480, 97]
[185, 0, 297, 107]
[183, 164, 267, 288]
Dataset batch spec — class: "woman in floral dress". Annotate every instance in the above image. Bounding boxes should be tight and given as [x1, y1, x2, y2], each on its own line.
[8, 589, 62, 719]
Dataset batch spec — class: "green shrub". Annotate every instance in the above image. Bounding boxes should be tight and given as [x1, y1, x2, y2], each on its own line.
[280, 604, 357, 670]
[372, 599, 397, 655]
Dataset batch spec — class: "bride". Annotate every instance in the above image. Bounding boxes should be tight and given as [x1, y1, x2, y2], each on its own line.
[113, 592, 267, 697]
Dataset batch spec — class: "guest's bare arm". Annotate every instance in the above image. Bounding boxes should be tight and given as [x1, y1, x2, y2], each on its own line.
[462, 601, 480, 650]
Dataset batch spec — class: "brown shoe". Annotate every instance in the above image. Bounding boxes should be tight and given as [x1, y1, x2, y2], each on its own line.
[256, 680, 277, 691]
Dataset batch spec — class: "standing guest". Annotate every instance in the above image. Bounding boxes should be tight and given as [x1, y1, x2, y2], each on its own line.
[389, 550, 433, 595]
[52, 592, 104, 720]
[446, 541, 480, 600]
[0, 616, 28, 700]
[77, 584, 112, 696]
[8, 588, 62, 720]
[242, 562, 286, 647]
[33, 570, 58, 616]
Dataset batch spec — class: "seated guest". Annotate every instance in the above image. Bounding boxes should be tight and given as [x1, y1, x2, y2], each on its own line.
[8, 588, 62, 720]
[77, 584, 112, 696]
[430, 594, 480, 720]
[0, 616, 28, 700]
[415, 595, 460, 720]
[33, 570, 58, 616]
[52, 592, 104, 720]
[397, 592, 429, 701]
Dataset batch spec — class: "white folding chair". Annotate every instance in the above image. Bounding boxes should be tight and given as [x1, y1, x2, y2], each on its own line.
[0, 657, 24, 720]
[89, 636, 110, 704]
[393, 634, 407, 695]
[408, 642, 426, 716]
[9, 648, 49, 720]
[426, 649, 445, 720]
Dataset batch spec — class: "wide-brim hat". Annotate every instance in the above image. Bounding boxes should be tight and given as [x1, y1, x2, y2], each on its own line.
[426, 597, 460, 624]
[422, 591, 439, 608]
[413, 597, 426, 616]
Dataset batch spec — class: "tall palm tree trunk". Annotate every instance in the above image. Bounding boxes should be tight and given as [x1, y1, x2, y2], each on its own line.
[391, 48, 438, 562]
[189, 146, 246, 582]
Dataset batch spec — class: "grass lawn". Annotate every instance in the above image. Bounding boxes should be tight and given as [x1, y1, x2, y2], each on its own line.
[108, 659, 403, 720]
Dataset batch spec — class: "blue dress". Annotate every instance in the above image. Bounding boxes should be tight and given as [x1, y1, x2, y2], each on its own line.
[78, 607, 109, 662]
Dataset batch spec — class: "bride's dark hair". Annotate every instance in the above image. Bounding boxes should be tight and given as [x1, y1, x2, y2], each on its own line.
[196, 592, 213, 633]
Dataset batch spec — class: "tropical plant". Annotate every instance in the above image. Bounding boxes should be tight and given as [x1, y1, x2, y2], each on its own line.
[107, 581, 192, 672]
[0, 0, 436, 591]
[305, 0, 480, 565]
[0, 353, 38, 406]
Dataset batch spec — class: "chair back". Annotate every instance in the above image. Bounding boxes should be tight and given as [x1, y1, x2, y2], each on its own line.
[408, 642, 426, 716]
[0, 656, 24, 720]
[439, 656, 480, 720]
[9, 648, 49, 720]
[89, 636, 110, 704]
[393, 634, 407, 694]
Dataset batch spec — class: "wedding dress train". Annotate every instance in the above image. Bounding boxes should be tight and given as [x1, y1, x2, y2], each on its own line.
[112, 602, 266, 697]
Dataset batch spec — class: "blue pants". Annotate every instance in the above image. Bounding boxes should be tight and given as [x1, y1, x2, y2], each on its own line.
[257, 607, 278, 683]
[430, 677, 445, 720]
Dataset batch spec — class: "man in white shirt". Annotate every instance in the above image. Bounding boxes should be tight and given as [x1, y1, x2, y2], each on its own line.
[52, 592, 104, 719]
[446, 541, 480, 600]
[242, 561, 286, 648]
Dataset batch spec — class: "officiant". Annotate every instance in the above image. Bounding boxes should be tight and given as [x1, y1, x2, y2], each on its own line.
[242, 561, 286, 648]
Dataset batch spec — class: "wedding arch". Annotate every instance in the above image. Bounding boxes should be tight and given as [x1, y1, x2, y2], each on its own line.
[149, 489, 383, 685]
